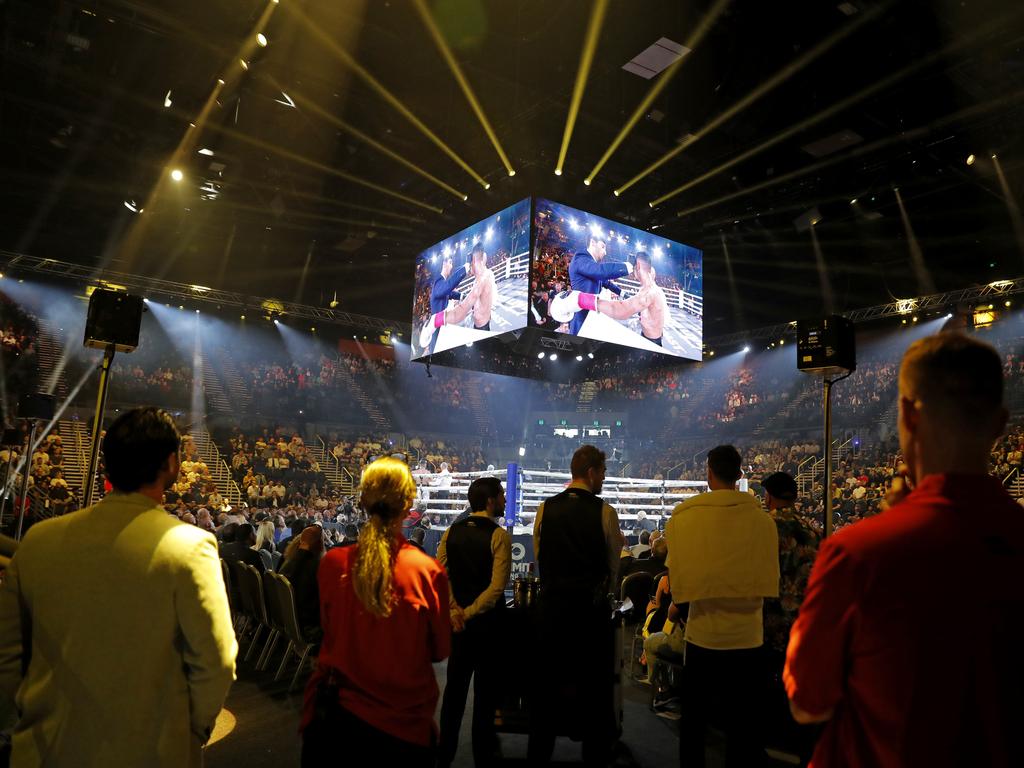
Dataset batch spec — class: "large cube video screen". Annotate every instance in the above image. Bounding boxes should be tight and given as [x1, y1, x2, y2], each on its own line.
[531, 199, 702, 360]
[412, 198, 531, 360]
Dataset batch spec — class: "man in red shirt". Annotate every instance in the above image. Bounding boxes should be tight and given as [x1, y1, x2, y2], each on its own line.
[785, 333, 1024, 767]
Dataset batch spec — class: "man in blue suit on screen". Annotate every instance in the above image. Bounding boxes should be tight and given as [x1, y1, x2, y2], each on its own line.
[420, 252, 471, 354]
[564, 231, 632, 335]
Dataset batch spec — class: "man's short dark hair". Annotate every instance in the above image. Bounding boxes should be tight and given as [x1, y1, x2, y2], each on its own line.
[471, 243, 485, 260]
[468, 476, 503, 512]
[634, 251, 651, 267]
[221, 522, 238, 543]
[290, 518, 308, 537]
[571, 445, 606, 479]
[236, 523, 255, 543]
[102, 407, 180, 492]
[639, 530, 650, 545]
[707, 445, 742, 485]
[344, 523, 358, 539]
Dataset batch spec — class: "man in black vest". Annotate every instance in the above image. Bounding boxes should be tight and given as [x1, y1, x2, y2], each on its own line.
[529, 445, 624, 766]
[437, 476, 512, 768]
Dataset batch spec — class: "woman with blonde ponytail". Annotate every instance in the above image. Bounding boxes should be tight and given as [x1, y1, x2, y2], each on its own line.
[300, 458, 451, 767]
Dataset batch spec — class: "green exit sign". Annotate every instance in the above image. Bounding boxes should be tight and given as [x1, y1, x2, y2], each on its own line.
[537, 419, 545, 425]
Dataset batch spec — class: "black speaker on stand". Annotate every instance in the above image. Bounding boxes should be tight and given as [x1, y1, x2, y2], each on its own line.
[82, 289, 144, 506]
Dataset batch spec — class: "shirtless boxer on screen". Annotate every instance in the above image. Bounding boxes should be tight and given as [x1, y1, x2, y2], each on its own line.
[549, 250, 668, 345]
[418, 244, 496, 348]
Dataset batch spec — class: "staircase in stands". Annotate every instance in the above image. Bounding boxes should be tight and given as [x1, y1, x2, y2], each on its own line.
[34, 319, 70, 400]
[312, 437, 355, 495]
[186, 427, 243, 507]
[218, 352, 252, 411]
[657, 376, 716, 444]
[463, 378, 494, 436]
[331, 364, 390, 430]
[576, 381, 599, 413]
[199, 358, 231, 413]
[57, 419, 91, 504]
[750, 382, 817, 438]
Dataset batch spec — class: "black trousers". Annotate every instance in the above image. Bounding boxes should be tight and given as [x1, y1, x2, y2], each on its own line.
[528, 603, 615, 766]
[302, 704, 433, 768]
[438, 613, 502, 767]
[679, 642, 767, 768]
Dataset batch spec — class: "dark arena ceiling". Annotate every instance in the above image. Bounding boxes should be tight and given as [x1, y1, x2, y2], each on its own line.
[2, 0, 1023, 337]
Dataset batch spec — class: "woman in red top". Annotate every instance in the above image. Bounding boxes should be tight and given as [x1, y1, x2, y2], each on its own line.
[301, 457, 451, 767]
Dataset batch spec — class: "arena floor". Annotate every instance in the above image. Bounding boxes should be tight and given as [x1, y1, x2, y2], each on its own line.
[205, 640, 797, 767]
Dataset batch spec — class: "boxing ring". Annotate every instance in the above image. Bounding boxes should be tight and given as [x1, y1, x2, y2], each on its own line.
[412, 465, 708, 571]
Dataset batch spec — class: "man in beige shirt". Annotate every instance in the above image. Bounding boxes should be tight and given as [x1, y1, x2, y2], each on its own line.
[665, 444, 779, 767]
[0, 407, 237, 768]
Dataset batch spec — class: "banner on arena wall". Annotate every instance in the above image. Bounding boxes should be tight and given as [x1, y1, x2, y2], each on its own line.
[506, 462, 520, 523]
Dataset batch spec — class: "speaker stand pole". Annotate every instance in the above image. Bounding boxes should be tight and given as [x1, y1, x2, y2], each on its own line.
[84, 345, 115, 507]
[15, 423, 37, 542]
[0, 439, 14, 528]
[822, 377, 834, 539]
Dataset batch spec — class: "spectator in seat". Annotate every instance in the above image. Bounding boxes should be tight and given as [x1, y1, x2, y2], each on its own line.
[785, 334, 1024, 767]
[220, 523, 266, 574]
[630, 528, 651, 559]
[300, 458, 450, 767]
[280, 525, 325, 642]
[0, 406, 236, 766]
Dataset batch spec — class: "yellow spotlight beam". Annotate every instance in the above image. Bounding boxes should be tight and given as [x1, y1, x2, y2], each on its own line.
[992, 155, 1024, 257]
[893, 187, 935, 295]
[275, 80, 468, 201]
[648, 9, 1018, 208]
[674, 88, 1024, 220]
[284, 2, 489, 189]
[200, 118, 443, 213]
[554, 0, 609, 176]
[615, 2, 885, 197]
[411, 0, 515, 177]
[222, 200, 413, 232]
[585, 0, 731, 185]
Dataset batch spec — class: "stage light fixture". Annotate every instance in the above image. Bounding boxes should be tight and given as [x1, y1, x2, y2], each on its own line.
[164, 90, 172, 108]
[198, 148, 214, 156]
[240, 315, 245, 320]
[311, 326, 316, 331]
[966, 154, 976, 165]
[587, 352, 594, 359]
[583, 179, 591, 186]
[576, 355, 583, 361]
[123, 200, 139, 212]
[518, 447, 526, 457]
[170, 169, 184, 182]
[554, 169, 562, 176]
[508, 170, 516, 177]
[620, 6, 880, 198]
[742, 346, 750, 353]
[549, 353, 557, 361]
[537, 352, 545, 359]
[257, 33, 268, 47]
[178, 305, 184, 310]
[555, 0, 609, 181]
[240, 59, 249, 71]
[849, 198, 857, 204]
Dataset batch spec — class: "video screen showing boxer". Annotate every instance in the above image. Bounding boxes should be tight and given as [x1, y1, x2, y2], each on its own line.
[530, 199, 702, 361]
[411, 198, 531, 360]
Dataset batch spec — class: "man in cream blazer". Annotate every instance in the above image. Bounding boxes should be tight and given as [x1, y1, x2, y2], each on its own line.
[0, 407, 237, 767]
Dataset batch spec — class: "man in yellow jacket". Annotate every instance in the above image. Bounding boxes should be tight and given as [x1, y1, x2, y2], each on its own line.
[0, 406, 237, 767]
[666, 444, 779, 767]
